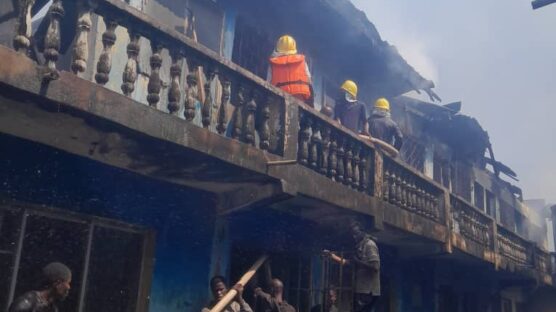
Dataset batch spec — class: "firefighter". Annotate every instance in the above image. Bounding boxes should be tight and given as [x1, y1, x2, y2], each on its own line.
[334, 80, 368, 134]
[9, 262, 72, 312]
[368, 98, 403, 150]
[268, 35, 314, 106]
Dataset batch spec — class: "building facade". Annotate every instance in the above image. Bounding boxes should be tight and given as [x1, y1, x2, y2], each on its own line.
[0, 1, 553, 312]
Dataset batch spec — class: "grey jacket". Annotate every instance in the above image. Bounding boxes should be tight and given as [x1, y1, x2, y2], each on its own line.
[354, 236, 381, 296]
[368, 110, 403, 150]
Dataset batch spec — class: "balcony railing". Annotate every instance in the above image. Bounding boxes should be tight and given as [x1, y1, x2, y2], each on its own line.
[2, 0, 553, 284]
[13, 0, 287, 156]
[382, 157, 444, 223]
[451, 195, 493, 248]
[497, 225, 532, 267]
[298, 108, 375, 195]
[534, 247, 552, 276]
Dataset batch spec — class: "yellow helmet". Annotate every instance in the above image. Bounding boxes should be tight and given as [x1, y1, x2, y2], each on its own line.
[375, 97, 390, 111]
[340, 80, 358, 98]
[276, 35, 297, 55]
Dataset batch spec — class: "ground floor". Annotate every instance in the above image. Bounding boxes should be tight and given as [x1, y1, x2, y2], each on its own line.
[0, 134, 553, 312]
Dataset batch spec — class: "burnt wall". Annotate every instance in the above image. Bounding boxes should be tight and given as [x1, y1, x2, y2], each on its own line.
[0, 134, 217, 312]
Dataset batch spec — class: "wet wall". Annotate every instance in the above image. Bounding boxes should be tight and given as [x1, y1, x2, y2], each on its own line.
[0, 134, 217, 312]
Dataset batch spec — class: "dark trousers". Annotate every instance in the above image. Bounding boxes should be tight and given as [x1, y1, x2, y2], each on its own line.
[354, 293, 378, 312]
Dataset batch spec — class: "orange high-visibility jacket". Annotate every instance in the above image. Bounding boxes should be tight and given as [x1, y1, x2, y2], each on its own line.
[269, 54, 311, 100]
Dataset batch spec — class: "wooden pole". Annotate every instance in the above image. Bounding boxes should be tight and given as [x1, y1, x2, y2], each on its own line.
[358, 135, 399, 158]
[209, 255, 268, 312]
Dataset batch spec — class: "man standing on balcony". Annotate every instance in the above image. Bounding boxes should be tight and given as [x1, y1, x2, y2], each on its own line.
[323, 221, 380, 312]
[334, 80, 369, 135]
[9, 262, 72, 312]
[268, 35, 314, 106]
[368, 98, 403, 151]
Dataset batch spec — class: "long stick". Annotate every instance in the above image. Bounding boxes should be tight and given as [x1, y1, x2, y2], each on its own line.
[209, 255, 268, 312]
[358, 135, 399, 158]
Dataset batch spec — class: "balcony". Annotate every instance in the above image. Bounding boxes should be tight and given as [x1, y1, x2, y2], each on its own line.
[0, 0, 551, 285]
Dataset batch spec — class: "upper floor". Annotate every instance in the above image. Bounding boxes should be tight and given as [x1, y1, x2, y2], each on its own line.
[0, 0, 553, 287]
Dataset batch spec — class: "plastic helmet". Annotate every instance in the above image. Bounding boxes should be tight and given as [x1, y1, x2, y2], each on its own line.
[276, 35, 297, 55]
[340, 80, 358, 99]
[375, 97, 390, 111]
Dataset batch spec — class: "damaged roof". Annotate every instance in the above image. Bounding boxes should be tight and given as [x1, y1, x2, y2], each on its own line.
[319, 0, 439, 99]
[396, 96, 520, 181]
[228, 0, 439, 100]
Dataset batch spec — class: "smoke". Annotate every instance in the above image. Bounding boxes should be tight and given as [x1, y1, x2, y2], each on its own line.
[352, 0, 439, 85]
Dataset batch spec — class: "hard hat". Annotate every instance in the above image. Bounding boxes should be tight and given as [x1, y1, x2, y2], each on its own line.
[375, 97, 390, 111]
[276, 35, 297, 55]
[340, 80, 358, 98]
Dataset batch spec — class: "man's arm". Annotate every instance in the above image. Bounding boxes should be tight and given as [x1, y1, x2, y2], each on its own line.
[360, 104, 368, 134]
[9, 294, 36, 312]
[322, 250, 350, 265]
[254, 287, 272, 302]
[232, 284, 253, 312]
[393, 124, 403, 150]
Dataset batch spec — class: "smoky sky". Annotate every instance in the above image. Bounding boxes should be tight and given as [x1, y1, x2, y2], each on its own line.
[352, 0, 556, 204]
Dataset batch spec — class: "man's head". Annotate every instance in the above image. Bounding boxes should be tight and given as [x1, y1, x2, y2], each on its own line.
[42, 262, 71, 301]
[326, 288, 337, 307]
[210, 276, 228, 300]
[270, 278, 284, 297]
[350, 220, 366, 242]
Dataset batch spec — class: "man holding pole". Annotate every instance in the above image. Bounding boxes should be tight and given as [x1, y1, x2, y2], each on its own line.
[203, 276, 253, 312]
[323, 221, 380, 312]
[254, 278, 296, 312]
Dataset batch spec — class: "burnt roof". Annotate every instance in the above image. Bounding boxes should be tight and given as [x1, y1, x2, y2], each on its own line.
[228, 0, 438, 100]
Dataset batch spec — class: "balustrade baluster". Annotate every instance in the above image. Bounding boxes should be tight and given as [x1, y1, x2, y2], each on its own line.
[395, 169, 403, 206]
[388, 169, 397, 204]
[407, 179, 416, 211]
[95, 18, 118, 84]
[359, 149, 368, 192]
[309, 122, 321, 169]
[184, 60, 200, 121]
[298, 116, 311, 165]
[243, 89, 258, 145]
[328, 133, 337, 179]
[167, 50, 182, 115]
[43, 0, 65, 79]
[121, 29, 141, 96]
[352, 144, 360, 189]
[320, 127, 331, 175]
[425, 194, 432, 218]
[432, 196, 439, 221]
[217, 75, 231, 135]
[258, 95, 271, 150]
[344, 142, 353, 185]
[383, 167, 390, 201]
[147, 43, 163, 107]
[202, 66, 215, 128]
[71, 0, 93, 75]
[400, 174, 408, 209]
[13, 0, 36, 54]
[336, 139, 345, 183]
[416, 187, 425, 215]
[231, 84, 245, 140]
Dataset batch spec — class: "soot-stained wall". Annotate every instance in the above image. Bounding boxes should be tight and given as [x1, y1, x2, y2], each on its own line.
[0, 134, 217, 312]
